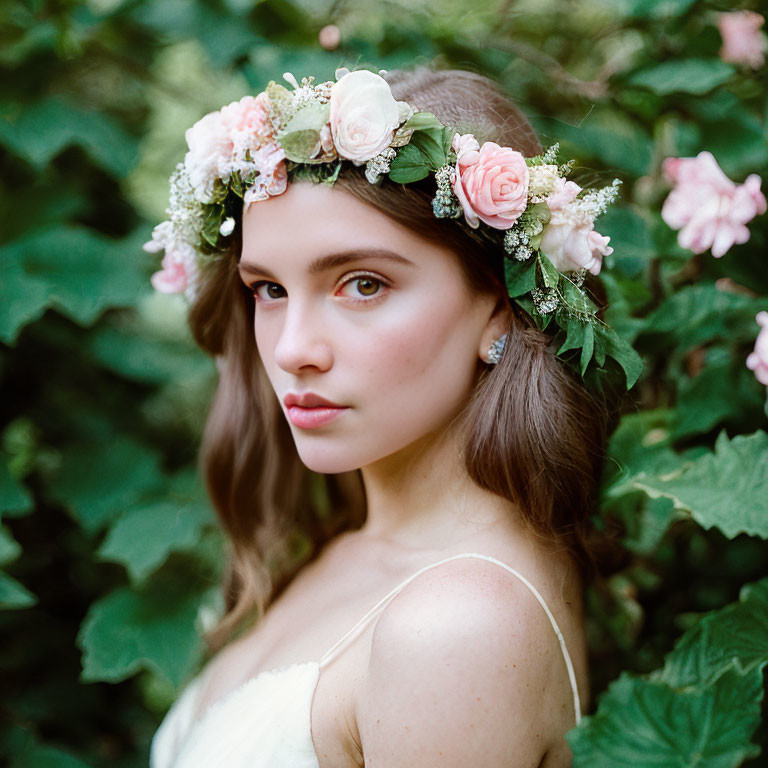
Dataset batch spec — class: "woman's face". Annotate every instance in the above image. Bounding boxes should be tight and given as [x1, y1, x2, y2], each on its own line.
[240, 181, 500, 474]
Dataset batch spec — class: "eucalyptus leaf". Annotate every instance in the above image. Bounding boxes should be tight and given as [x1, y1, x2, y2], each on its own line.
[538, 253, 560, 289]
[403, 111, 444, 132]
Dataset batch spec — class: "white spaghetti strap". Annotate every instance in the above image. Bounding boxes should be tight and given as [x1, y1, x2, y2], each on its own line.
[318, 552, 582, 725]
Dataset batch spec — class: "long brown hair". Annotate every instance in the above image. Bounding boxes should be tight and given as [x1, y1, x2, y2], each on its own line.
[187, 66, 620, 654]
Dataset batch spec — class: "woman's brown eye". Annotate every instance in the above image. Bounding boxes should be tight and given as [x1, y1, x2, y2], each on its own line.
[355, 278, 380, 296]
[266, 283, 285, 299]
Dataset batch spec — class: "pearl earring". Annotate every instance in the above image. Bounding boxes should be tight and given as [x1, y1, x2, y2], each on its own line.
[486, 333, 507, 365]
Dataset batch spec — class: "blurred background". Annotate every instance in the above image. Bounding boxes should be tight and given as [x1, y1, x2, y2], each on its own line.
[1, 0, 767, 765]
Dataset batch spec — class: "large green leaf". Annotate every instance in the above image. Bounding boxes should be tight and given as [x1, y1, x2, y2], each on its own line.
[0, 97, 138, 176]
[534, 111, 653, 176]
[0, 227, 153, 343]
[98, 491, 215, 583]
[47, 438, 165, 534]
[633, 430, 768, 539]
[642, 284, 766, 350]
[626, 59, 735, 95]
[77, 582, 205, 687]
[568, 665, 763, 767]
[672, 347, 765, 439]
[570, 577, 768, 766]
[87, 325, 213, 385]
[598, 206, 653, 280]
[657, 578, 768, 688]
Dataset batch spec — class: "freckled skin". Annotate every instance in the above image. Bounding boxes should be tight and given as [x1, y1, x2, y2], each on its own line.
[241, 180, 502, 475]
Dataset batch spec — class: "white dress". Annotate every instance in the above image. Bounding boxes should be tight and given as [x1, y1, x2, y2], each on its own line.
[150, 552, 583, 768]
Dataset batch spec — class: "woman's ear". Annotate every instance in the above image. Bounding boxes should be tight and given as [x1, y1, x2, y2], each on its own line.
[478, 297, 513, 363]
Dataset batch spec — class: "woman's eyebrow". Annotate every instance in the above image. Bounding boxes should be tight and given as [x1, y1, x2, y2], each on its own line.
[238, 248, 414, 278]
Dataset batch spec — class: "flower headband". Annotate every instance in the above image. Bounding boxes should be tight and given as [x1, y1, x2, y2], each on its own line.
[144, 66, 642, 390]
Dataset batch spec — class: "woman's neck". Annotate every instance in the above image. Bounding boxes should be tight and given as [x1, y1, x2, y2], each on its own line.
[357, 423, 518, 551]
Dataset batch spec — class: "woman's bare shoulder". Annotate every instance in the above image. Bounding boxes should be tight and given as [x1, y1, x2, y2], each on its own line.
[353, 556, 578, 768]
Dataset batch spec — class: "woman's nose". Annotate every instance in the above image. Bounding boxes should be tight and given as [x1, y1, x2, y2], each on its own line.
[272, 301, 333, 374]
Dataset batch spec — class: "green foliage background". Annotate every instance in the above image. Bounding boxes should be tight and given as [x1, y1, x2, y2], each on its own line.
[2, 0, 767, 765]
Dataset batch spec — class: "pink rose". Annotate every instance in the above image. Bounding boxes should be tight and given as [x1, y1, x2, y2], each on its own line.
[717, 11, 766, 70]
[747, 311, 768, 386]
[539, 178, 612, 275]
[450, 134, 529, 230]
[661, 151, 767, 258]
[184, 94, 273, 202]
[329, 70, 407, 165]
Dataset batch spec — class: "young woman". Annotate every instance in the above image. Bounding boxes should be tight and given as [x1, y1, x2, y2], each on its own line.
[147, 65, 628, 768]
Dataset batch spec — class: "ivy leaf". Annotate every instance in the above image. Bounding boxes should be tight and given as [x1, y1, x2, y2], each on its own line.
[97, 497, 215, 583]
[77, 581, 205, 687]
[642, 284, 765, 349]
[504, 258, 537, 297]
[48, 438, 165, 534]
[556, 316, 586, 356]
[626, 59, 735, 96]
[568, 665, 763, 767]
[388, 142, 430, 183]
[672, 347, 765, 440]
[201, 205, 224, 248]
[0, 458, 33, 519]
[0, 97, 138, 175]
[580, 324, 595, 375]
[594, 323, 644, 388]
[0, 226, 152, 341]
[632, 430, 768, 539]
[0, 525, 22, 565]
[0, 570, 37, 610]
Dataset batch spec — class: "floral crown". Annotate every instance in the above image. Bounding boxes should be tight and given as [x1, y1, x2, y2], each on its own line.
[144, 66, 642, 390]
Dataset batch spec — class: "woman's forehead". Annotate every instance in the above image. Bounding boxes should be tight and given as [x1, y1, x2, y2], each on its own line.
[240, 181, 451, 269]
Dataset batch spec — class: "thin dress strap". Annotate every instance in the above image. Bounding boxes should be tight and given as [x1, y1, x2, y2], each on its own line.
[318, 552, 582, 725]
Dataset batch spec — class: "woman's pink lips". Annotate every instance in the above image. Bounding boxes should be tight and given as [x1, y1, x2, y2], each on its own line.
[286, 405, 349, 429]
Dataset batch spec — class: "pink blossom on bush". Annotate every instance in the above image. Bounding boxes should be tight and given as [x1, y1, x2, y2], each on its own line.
[717, 10, 766, 70]
[450, 134, 529, 229]
[747, 311, 768, 386]
[661, 151, 766, 258]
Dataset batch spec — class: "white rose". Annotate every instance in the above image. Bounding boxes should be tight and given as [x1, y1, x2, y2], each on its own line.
[329, 70, 406, 165]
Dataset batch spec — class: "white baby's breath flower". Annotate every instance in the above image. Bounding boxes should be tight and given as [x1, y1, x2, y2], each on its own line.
[528, 164, 562, 201]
